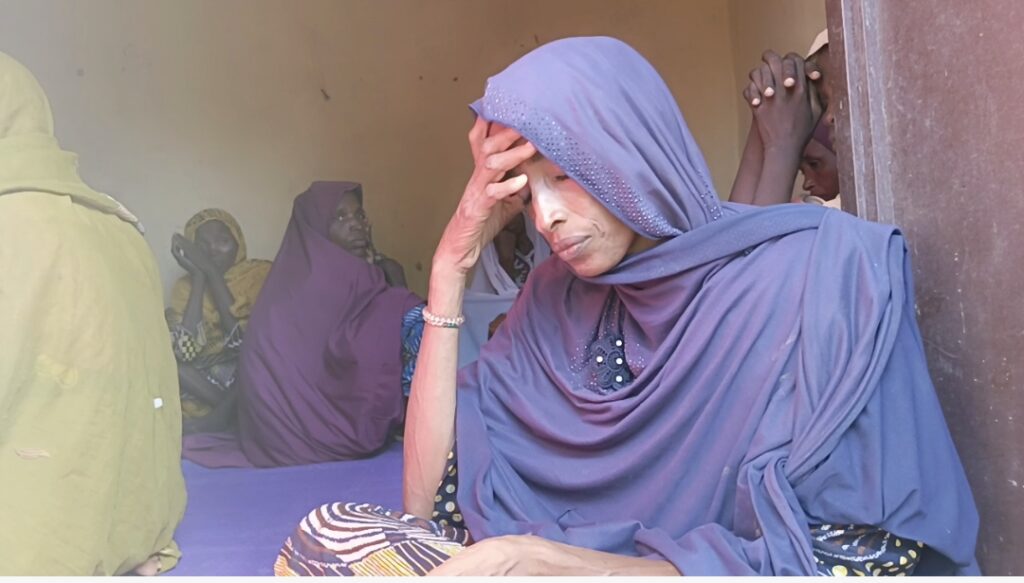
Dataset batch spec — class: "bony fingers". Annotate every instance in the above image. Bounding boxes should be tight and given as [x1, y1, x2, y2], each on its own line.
[468, 117, 488, 144]
[781, 55, 799, 88]
[484, 141, 536, 171]
[762, 49, 785, 78]
[480, 126, 524, 156]
[805, 60, 823, 81]
[783, 70, 796, 88]
[784, 53, 805, 89]
[484, 173, 528, 200]
[746, 83, 762, 107]
[758, 64, 776, 98]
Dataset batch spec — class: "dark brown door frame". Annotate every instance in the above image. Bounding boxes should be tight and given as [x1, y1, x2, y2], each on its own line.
[826, 0, 894, 222]
[826, 0, 1024, 575]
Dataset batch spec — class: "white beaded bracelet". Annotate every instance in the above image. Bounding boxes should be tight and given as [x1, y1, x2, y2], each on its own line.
[422, 307, 465, 329]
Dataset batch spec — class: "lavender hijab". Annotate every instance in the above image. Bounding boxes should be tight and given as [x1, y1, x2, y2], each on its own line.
[455, 37, 979, 575]
[185, 182, 422, 467]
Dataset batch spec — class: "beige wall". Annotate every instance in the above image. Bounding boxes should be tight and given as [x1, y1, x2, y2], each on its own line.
[1, 0, 823, 298]
[727, 0, 827, 148]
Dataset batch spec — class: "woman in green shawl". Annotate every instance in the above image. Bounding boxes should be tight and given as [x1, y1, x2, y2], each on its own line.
[0, 52, 186, 575]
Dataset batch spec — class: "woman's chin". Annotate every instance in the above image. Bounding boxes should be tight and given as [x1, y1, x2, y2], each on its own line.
[564, 257, 611, 279]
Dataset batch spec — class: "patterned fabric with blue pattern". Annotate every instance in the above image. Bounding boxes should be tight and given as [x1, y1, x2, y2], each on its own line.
[401, 304, 426, 397]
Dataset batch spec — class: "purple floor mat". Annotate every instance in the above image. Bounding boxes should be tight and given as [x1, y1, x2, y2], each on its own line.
[168, 442, 404, 576]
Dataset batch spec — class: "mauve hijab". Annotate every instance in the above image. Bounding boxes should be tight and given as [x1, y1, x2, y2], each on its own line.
[454, 37, 978, 575]
[185, 182, 422, 467]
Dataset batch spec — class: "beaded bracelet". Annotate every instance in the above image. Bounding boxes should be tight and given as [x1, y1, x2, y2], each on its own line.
[422, 307, 465, 329]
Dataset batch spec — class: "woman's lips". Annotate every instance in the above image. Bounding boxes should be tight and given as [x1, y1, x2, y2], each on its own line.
[552, 235, 590, 261]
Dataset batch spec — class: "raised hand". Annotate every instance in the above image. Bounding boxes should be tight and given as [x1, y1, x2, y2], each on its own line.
[171, 233, 216, 276]
[433, 117, 537, 278]
[743, 50, 821, 154]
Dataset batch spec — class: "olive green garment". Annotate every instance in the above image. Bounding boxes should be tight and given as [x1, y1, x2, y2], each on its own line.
[0, 51, 186, 575]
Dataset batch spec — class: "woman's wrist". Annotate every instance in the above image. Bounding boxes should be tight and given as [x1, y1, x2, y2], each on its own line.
[430, 249, 472, 283]
[427, 262, 467, 318]
[201, 264, 225, 280]
[760, 145, 803, 176]
[762, 139, 806, 160]
[205, 270, 228, 287]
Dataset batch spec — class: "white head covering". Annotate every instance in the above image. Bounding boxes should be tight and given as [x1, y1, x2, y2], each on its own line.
[468, 216, 550, 295]
[461, 215, 551, 366]
[807, 28, 829, 59]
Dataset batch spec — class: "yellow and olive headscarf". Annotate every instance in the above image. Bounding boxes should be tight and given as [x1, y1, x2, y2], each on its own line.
[0, 51, 142, 230]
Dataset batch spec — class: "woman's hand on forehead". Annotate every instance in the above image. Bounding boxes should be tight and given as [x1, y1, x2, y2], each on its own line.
[480, 126, 535, 173]
[431, 117, 538, 278]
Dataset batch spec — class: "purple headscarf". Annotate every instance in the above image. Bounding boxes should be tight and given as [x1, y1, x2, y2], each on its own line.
[811, 118, 834, 152]
[185, 182, 422, 467]
[455, 37, 978, 575]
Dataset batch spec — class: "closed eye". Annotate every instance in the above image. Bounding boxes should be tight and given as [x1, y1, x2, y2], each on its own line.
[554, 174, 570, 182]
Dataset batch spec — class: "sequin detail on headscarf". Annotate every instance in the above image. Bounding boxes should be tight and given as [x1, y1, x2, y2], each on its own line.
[482, 85, 694, 237]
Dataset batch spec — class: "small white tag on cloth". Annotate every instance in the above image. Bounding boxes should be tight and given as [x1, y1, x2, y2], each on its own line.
[153, 397, 164, 409]
[16, 448, 51, 460]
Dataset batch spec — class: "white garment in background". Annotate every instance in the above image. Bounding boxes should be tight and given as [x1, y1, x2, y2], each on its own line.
[460, 218, 550, 367]
[802, 193, 843, 210]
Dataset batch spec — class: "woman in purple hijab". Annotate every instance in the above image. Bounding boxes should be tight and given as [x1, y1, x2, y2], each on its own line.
[184, 182, 424, 467]
[276, 38, 978, 576]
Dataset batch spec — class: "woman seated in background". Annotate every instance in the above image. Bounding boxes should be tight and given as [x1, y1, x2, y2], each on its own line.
[167, 209, 271, 434]
[184, 181, 423, 468]
[0, 51, 184, 575]
[327, 183, 408, 286]
[276, 37, 978, 576]
[460, 211, 549, 365]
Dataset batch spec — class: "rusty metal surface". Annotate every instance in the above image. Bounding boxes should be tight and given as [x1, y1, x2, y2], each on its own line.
[829, 0, 1024, 574]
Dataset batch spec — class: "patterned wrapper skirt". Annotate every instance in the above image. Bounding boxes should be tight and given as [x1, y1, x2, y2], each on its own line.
[275, 503, 470, 576]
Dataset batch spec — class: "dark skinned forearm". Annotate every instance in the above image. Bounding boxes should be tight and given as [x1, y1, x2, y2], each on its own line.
[203, 271, 239, 334]
[729, 121, 766, 204]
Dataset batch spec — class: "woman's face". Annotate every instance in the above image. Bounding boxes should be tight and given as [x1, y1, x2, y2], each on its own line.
[516, 154, 656, 277]
[800, 139, 840, 199]
[328, 191, 370, 254]
[195, 220, 238, 274]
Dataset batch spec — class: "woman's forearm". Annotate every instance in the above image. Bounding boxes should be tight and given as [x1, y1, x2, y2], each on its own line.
[403, 262, 466, 519]
[181, 274, 207, 332]
[750, 144, 804, 206]
[204, 272, 239, 333]
[729, 120, 765, 204]
[429, 534, 682, 576]
[541, 540, 681, 576]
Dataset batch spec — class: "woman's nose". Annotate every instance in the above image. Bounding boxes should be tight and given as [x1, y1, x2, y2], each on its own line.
[532, 187, 568, 234]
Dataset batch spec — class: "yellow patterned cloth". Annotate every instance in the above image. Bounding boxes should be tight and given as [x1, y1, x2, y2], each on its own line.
[811, 524, 924, 576]
[0, 51, 185, 575]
